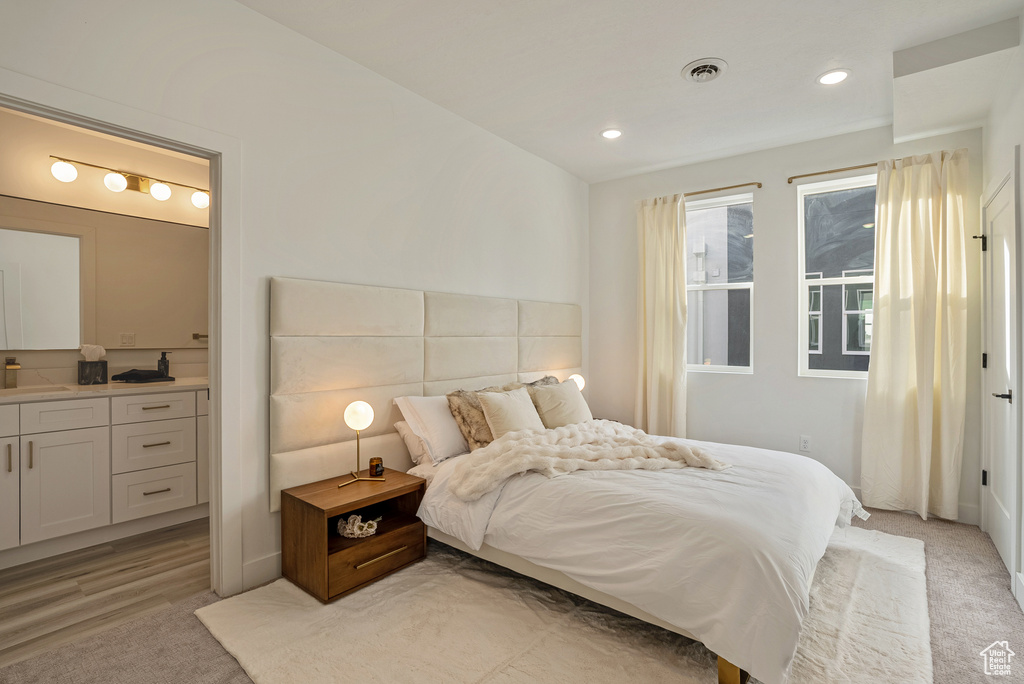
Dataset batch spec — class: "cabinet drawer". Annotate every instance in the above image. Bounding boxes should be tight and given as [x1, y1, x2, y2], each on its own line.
[196, 389, 209, 416]
[327, 521, 425, 598]
[20, 398, 109, 434]
[111, 392, 196, 425]
[112, 418, 197, 474]
[0, 405, 17, 437]
[112, 462, 197, 524]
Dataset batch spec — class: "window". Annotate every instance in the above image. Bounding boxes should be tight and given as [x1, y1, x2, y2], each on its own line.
[685, 193, 753, 372]
[797, 175, 876, 377]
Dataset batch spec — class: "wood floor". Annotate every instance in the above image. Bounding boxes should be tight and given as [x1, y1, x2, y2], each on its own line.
[0, 518, 210, 668]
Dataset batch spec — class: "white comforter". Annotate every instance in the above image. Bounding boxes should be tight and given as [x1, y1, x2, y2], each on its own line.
[416, 429, 866, 684]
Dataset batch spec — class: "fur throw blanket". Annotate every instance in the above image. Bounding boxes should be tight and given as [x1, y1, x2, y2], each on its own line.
[448, 419, 729, 501]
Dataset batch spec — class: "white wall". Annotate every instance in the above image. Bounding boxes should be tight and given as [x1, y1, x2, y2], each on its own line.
[0, 1, 588, 588]
[590, 126, 983, 523]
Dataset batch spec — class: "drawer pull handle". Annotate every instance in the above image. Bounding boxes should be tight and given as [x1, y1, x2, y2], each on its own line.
[355, 546, 408, 570]
[142, 441, 172, 449]
[143, 487, 171, 496]
[6, 443, 10, 473]
[142, 405, 171, 411]
[28, 441, 33, 469]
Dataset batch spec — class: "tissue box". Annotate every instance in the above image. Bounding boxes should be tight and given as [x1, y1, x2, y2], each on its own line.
[78, 361, 108, 385]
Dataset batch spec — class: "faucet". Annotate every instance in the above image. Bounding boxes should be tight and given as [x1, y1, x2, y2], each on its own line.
[3, 357, 18, 389]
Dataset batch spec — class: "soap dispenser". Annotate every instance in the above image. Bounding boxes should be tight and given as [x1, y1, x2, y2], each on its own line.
[157, 352, 171, 378]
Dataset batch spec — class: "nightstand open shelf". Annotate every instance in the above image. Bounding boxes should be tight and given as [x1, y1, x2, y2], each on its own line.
[281, 468, 426, 602]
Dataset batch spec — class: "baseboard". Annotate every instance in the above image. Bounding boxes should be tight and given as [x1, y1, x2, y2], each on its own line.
[242, 551, 281, 591]
[0, 503, 209, 570]
[958, 502, 980, 526]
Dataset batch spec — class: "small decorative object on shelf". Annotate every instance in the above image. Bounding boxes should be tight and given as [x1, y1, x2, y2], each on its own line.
[338, 514, 381, 538]
[369, 456, 384, 477]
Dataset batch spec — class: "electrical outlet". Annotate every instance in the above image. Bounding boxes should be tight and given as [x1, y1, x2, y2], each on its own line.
[799, 435, 811, 452]
[120, 333, 135, 347]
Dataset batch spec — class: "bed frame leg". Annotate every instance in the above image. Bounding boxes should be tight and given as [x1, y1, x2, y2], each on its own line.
[717, 656, 750, 684]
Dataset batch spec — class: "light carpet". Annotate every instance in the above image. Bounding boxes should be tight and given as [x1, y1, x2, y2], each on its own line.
[196, 526, 930, 684]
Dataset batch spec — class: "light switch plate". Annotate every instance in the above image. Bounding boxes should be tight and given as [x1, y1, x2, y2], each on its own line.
[120, 333, 135, 347]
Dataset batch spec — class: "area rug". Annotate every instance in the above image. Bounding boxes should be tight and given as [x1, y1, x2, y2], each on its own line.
[196, 526, 930, 684]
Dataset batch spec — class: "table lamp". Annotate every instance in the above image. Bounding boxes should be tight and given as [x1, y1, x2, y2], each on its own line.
[339, 400, 386, 488]
[568, 374, 586, 391]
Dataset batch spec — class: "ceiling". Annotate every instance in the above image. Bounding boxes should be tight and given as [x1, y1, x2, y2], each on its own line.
[237, 0, 1024, 183]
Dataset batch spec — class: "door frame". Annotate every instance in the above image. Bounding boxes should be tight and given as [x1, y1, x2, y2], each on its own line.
[0, 67, 244, 596]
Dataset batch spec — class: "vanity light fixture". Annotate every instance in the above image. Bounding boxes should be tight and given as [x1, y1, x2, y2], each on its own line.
[47, 155, 210, 208]
[50, 159, 78, 183]
[817, 69, 849, 85]
[103, 172, 128, 193]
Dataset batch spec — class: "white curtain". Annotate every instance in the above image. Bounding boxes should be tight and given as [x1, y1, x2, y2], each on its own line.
[635, 194, 687, 437]
[860, 149, 969, 520]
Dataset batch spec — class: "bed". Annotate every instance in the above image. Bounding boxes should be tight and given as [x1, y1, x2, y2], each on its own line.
[268, 277, 865, 684]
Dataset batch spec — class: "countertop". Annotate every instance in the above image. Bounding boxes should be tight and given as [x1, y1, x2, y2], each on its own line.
[0, 377, 209, 405]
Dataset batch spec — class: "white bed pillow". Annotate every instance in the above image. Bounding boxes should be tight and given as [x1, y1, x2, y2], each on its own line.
[478, 387, 545, 440]
[394, 421, 430, 465]
[530, 380, 593, 428]
[393, 395, 469, 464]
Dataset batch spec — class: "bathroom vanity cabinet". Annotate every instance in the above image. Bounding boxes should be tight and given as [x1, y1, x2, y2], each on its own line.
[0, 381, 208, 562]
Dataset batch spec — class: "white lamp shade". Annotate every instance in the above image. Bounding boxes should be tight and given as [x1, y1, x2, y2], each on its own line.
[344, 400, 374, 431]
[50, 160, 78, 183]
[104, 172, 128, 192]
[568, 374, 585, 390]
[191, 191, 210, 209]
[149, 181, 171, 201]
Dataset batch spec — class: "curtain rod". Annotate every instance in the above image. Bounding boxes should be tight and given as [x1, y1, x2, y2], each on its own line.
[787, 163, 876, 184]
[683, 181, 762, 198]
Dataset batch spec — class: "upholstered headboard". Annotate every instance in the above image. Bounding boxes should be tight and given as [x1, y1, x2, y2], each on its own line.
[268, 277, 583, 511]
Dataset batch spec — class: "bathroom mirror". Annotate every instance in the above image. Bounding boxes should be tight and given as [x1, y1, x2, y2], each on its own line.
[0, 227, 81, 350]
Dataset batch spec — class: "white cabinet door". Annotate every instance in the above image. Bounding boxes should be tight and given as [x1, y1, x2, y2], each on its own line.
[0, 437, 18, 551]
[21, 427, 110, 545]
[196, 414, 209, 505]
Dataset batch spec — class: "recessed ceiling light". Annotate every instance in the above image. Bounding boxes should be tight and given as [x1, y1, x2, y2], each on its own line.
[818, 69, 849, 85]
[602, 129, 622, 140]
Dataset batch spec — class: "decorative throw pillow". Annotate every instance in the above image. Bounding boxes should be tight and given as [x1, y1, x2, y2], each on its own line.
[447, 376, 558, 450]
[393, 395, 469, 464]
[530, 380, 593, 428]
[478, 387, 546, 440]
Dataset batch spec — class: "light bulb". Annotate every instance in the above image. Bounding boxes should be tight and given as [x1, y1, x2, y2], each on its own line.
[50, 160, 78, 183]
[149, 181, 171, 201]
[104, 172, 128, 192]
[344, 401, 374, 431]
[601, 129, 622, 139]
[568, 374, 586, 391]
[191, 191, 210, 209]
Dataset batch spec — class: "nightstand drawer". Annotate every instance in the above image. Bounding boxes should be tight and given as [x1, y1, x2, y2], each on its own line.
[328, 521, 425, 598]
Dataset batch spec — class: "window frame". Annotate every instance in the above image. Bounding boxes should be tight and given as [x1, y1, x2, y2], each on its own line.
[685, 192, 754, 375]
[796, 174, 876, 379]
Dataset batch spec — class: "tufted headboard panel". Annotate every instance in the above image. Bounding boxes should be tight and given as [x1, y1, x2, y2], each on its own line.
[268, 277, 582, 511]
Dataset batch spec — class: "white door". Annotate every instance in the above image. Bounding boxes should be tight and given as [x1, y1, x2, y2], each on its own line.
[982, 169, 1019, 585]
[0, 437, 18, 551]
[20, 427, 110, 545]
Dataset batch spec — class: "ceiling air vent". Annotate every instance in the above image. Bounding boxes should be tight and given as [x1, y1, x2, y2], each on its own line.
[682, 58, 728, 83]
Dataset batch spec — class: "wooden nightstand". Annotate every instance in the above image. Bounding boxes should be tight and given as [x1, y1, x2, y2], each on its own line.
[281, 468, 426, 602]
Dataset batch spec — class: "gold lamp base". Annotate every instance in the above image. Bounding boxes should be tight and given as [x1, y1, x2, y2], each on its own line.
[338, 471, 386, 488]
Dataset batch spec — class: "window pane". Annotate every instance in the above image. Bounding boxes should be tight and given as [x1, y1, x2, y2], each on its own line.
[844, 285, 872, 312]
[809, 286, 821, 313]
[686, 201, 753, 286]
[686, 288, 751, 367]
[809, 314, 820, 352]
[846, 313, 871, 352]
[804, 185, 876, 278]
[807, 284, 870, 372]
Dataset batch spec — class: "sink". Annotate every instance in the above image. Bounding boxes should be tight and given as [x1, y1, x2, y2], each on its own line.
[0, 386, 72, 396]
